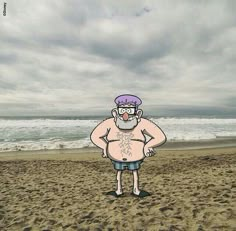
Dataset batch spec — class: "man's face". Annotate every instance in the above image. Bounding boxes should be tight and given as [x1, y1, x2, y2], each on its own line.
[112, 104, 143, 130]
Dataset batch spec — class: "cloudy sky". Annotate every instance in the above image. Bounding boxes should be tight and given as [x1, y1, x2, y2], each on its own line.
[0, 0, 236, 117]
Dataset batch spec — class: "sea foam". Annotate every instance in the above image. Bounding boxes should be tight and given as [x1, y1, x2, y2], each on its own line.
[0, 117, 236, 152]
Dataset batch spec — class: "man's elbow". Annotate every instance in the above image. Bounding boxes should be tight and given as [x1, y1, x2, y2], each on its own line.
[90, 131, 99, 145]
[156, 133, 167, 147]
[161, 134, 167, 145]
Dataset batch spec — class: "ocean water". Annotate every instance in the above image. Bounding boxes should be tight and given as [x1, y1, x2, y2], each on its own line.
[0, 116, 236, 152]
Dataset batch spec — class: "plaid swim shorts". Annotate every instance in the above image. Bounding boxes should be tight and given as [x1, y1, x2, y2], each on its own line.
[111, 159, 144, 170]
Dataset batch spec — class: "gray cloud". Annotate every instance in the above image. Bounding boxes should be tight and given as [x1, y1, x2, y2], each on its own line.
[0, 0, 236, 116]
[0, 53, 18, 64]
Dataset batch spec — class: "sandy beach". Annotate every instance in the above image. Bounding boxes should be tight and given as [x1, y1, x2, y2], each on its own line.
[0, 144, 236, 231]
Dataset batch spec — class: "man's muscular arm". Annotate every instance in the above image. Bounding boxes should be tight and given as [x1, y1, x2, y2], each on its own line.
[142, 118, 167, 156]
[90, 119, 110, 155]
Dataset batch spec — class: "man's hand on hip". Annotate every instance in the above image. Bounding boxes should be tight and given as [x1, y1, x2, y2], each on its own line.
[144, 146, 156, 157]
[102, 148, 108, 158]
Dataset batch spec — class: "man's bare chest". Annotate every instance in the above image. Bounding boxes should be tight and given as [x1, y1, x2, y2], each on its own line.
[106, 127, 145, 142]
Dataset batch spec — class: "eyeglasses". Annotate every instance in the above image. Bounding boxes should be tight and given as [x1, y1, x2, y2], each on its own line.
[118, 107, 136, 115]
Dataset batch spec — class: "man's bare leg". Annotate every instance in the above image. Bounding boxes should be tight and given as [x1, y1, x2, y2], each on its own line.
[116, 170, 123, 195]
[132, 170, 150, 197]
[132, 170, 141, 195]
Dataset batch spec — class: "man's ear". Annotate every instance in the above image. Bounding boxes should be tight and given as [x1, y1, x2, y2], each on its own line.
[111, 108, 118, 118]
[136, 109, 143, 121]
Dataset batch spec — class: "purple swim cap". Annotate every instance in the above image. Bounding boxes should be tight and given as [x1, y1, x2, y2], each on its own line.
[114, 94, 142, 107]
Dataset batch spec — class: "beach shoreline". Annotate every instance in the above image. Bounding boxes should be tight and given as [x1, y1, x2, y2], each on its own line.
[1, 137, 236, 160]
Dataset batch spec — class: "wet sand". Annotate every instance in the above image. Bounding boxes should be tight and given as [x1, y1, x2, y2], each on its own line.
[0, 146, 236, 231]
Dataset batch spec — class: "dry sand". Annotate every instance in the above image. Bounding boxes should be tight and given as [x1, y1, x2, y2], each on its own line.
[0, 146, 236, 231]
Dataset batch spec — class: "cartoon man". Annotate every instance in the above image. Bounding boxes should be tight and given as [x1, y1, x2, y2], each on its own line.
[90, 94, 166, 197]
